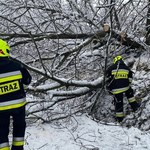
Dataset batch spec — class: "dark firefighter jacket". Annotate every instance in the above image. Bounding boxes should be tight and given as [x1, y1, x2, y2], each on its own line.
[106, 60, 133, 94]
[0, 58, 31, 111]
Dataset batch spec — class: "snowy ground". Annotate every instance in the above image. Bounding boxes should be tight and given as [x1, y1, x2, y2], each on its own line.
[23, 115, 150, 150]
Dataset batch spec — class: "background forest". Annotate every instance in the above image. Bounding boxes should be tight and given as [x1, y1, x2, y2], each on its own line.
[0, 0, 150, 131]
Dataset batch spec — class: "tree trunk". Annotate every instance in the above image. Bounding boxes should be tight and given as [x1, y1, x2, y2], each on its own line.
[146, 0, 150, 45]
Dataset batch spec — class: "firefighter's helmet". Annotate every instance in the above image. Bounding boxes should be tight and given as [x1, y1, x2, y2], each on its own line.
[0, 39, 10, 57]
[113, 55, 122, 64]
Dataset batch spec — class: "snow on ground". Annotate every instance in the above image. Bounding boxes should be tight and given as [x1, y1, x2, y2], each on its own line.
[24, 115, 150, 150]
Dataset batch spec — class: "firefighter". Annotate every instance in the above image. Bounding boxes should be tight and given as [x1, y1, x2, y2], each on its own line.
[106, 55, 139, 122]
[0, 39, 32, 150]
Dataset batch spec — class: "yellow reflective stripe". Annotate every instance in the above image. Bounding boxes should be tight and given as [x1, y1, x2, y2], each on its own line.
[114, 74, 128, 79]
[0, 71, 22, 83]
[0, 147, 10, 150]
[12, 141, 24, 146]
[116, 112, 124, 117]
[0, 74, 22, 83]
[0, 101, 26, 111]
[112, 86, 129, 94]
[112, 71, 128, 79]
[0, 81, 20, 95]
[128, 97, 136, 103]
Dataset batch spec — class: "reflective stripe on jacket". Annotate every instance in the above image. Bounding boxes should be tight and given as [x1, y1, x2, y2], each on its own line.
[0, 142, 10, 150]
[12, 137, 25, 147]
[0, 98, 26, 111]
[111, 86, 130, 94]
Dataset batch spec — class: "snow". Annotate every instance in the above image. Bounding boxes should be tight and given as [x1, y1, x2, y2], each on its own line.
[24, 115, 150, 150]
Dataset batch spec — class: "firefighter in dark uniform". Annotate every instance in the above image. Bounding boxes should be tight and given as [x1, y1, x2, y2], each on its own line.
[106, 55, 139, 122]
[0, 39, 32, 150]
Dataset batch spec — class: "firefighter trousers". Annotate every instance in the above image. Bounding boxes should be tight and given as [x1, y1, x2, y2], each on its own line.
[114, 87, 139, 122]
[0, 106, 26, 150]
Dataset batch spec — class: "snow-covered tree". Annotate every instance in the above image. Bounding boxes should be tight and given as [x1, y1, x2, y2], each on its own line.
[0, 0, 150, 130]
